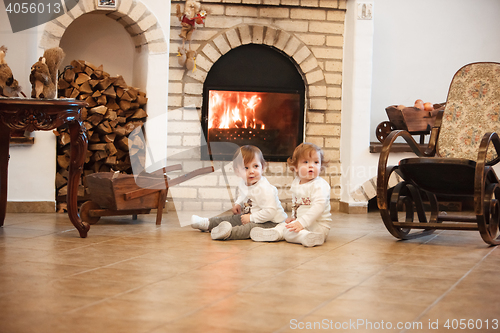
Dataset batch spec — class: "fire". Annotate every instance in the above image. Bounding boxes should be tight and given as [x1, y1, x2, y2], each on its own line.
[209, 91, 265, 129]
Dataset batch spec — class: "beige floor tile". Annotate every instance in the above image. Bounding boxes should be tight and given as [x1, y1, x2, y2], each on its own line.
[311, 298, 428, 325]
[74, 298, 202, 323]
[71, 265, 175, 285]
[116, 274, 240, 305]
[335, 285, 443, 306]
[42, 275, 142, 298]
[0, 312, 166, 333]
[0, 246, 55, 264]
[0, 290, 103, 313]
[150, 321, 250, 333]
[168, 294, 305, 332]
[414, 293, 500, 333]
[374, 263, 472, 280]
[359, 272, 457, 293]
[243, 270, 351, 299]
[0, 260, 93, 278]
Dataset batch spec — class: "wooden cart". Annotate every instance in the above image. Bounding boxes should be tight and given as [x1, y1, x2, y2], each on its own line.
[80, 164, 213, 225]
[375, 103, 445, 143]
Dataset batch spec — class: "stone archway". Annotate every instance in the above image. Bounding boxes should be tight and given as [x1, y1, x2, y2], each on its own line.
[39, 0, 167, 54]
[188, 24, 328, 114]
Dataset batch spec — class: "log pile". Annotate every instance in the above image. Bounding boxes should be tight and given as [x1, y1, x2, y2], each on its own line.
[55, 60, 148, 207]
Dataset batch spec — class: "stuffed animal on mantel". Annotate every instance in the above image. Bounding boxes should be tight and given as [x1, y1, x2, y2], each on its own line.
[176, 0, 207, 51]
[177, 47, 197, 71]
[0, 45, 24, 97]
[29, 47, 65, 99]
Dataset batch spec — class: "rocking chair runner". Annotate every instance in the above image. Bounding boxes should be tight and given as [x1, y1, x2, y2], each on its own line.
[377, 62, 500, 245]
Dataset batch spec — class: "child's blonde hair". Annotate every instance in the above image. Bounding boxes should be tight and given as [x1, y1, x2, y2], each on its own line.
[287, 142, 328, 172]
[233, 145, 266, 169]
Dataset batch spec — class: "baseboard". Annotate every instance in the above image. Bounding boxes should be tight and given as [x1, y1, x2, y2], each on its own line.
[6, 201, 56, 213]
[339, 201, 367, 214]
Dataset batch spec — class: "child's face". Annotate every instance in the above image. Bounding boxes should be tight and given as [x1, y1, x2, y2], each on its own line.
[237, 154, 263, 186]
[296, 150, 321, 183]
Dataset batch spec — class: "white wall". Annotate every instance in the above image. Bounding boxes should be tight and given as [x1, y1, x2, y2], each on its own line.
[340, 0, 375, 205]
[0, 2, 56, 202]
[341, 0, 500, 205]
[371, 0, 500, 140]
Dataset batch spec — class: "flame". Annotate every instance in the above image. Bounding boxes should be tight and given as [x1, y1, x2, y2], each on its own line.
[209, 91, 264, 129]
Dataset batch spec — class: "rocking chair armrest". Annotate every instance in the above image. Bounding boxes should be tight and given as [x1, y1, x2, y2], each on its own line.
[380, 129, 427, 158]
[377, 130, 427, 210]
[477, 132, 500, 167]
[376, 164, 400, 210]
[474, 132, 500, 214]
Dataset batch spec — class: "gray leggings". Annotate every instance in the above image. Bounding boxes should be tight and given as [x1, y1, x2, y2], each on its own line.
[209, 214, 279, 240]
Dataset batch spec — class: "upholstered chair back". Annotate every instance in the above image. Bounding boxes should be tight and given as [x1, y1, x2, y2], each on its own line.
[437, 62, 500, 162]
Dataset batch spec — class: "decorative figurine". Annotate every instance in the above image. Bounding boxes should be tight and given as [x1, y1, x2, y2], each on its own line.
[29, 47, 65, 99]
[0, 46, 23, 97]
[176, 0, 207, 70]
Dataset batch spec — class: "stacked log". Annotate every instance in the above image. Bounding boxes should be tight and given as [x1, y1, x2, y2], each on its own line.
[55, 60, 148, 207]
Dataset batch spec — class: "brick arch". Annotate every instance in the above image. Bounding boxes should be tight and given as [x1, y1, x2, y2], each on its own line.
[186, 24, 327, 111]
[39, 0, 167, 54]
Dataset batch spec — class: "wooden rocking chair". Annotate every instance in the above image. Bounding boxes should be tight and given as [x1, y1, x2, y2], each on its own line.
[377, 62, 500, 245]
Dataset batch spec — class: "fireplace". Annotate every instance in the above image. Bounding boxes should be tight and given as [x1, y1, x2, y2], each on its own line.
[201, 44, 305, 162]
[168, 1, 346, 212]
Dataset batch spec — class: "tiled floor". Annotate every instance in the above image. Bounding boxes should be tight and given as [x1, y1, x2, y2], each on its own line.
[1, 210, 499, 333]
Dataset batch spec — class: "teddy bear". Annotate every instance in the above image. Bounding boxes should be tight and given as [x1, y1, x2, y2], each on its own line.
[243, 199, 252, 215]
[175, 0, 206, 71]
[178, 47, 197, 71]
[185, 49, 196, 71]
[29, 47, 65, 99]
[176, 0, 207, 51]
[0, 45, 23, 97]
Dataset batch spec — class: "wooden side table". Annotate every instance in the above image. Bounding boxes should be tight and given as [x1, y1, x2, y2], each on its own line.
[0, 98, 90, 238]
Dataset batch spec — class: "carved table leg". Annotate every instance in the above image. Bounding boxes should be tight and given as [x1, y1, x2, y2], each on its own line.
[0, 122, 10, 227]
[68, 121, 89, 238]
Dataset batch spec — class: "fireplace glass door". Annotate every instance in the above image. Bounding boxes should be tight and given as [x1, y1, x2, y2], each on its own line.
[206, 89, 301, 160]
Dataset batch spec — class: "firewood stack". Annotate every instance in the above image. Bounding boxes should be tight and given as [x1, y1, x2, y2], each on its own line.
[55, 60, 148, 208]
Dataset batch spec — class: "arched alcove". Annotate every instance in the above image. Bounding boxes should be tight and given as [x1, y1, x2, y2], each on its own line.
[59, 13, 139, 88]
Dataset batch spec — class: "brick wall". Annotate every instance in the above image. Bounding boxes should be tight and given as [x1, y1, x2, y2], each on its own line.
[168, 0, 346, 213]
